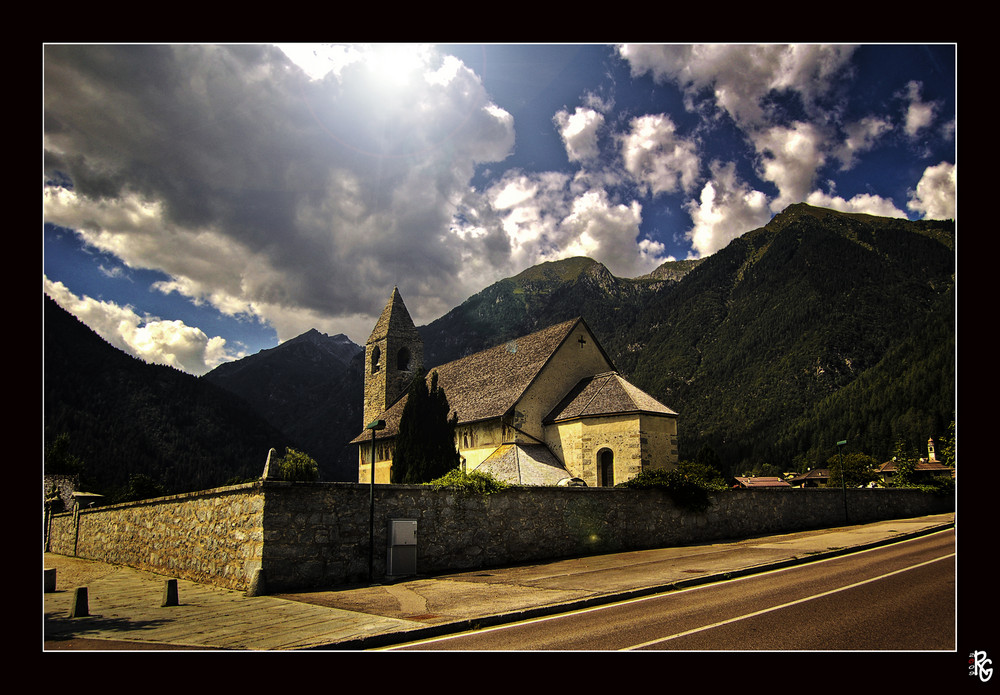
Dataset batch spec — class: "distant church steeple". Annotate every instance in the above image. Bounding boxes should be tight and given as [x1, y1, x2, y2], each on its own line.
[363, 287, 423, 427]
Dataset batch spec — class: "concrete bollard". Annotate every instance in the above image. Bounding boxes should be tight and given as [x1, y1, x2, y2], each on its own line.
[44, 568, 56, 593]
[68, 586, 88, 618]
[161, 578, 179, 607]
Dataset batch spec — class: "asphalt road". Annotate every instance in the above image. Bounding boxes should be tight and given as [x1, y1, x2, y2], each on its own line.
[385, 528, 955, 651]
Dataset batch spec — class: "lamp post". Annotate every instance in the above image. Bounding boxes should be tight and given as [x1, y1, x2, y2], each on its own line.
[366, 419, 386, 584]
[837, 439, 848, 524]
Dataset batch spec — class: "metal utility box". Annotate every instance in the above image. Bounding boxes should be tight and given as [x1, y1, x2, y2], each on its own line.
[387, 518, 417, 576]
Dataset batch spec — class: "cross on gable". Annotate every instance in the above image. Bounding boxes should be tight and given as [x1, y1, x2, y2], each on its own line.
[578, 335, 586, 347]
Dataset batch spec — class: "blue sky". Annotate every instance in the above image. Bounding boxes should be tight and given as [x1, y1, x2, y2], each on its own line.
[43, 44, 956, 375]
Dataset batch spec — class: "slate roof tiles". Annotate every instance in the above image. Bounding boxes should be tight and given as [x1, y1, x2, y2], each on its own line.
[352, 315, 676, 446]
[432, 318, 582, 425]
[545, 371, 677, 423]
[476, 443, 574, 486]
[352, 318, 582, 443]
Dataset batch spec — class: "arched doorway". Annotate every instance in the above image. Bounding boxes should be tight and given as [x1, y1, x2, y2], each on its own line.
[598, 448, 614, 487]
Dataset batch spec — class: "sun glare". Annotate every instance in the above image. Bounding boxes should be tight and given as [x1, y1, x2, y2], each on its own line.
[367, 44, 431, 87]
[277, 43, 431, 88]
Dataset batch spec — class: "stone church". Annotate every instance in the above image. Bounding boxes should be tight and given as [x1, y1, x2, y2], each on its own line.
[352, 287, 679, 487]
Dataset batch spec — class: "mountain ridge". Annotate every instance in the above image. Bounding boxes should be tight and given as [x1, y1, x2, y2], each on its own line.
[43, 295, 299, 496]
[616, 203, 954, 469]
[202, 328, 364, 482]
[46, 203, 955, 486]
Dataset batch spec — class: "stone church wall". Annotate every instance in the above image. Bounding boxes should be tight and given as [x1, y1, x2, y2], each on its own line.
[47, 483, 265, 591]
[47, 481, 953, 593]
[514, 325, 613, 441]
[545, 413, 678, 485]
[264, 484, 948, 591]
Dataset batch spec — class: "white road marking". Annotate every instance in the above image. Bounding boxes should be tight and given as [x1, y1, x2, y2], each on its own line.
[376, 531, 953, 651]
[622, 552, 954, 650]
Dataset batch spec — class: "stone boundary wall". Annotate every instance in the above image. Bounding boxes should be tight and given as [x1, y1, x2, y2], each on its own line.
[47, 481, 953, 593]
[261, 482, 953, 592]
[47, 483, 264, 591]
[43, 474, 80, 512]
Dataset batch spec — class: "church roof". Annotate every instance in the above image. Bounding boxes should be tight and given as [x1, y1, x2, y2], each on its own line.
[367, 287, 417, 345]
[433, 318, 587, 423]
[476, 444, 576, 486]
[544, 371, 677, 423]
[876, 459, 954, 475]
[352, 317, 587, 443]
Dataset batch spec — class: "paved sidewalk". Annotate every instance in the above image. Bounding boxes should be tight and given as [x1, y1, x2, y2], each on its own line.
[43, 513, 954, 651]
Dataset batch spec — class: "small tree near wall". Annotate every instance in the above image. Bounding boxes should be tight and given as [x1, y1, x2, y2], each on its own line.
[392, 369, 460, 484]
[276, 448, 320, 481]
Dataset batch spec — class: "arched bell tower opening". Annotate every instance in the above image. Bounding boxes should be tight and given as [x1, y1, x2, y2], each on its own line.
[363, 287, 424, 428]
[397, 346, 411, 371]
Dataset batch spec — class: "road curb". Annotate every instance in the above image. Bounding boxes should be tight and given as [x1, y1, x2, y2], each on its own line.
[321, 522, 955, 650]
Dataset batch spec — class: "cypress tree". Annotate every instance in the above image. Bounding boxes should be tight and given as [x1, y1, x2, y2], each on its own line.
[392, 369, 460, 484]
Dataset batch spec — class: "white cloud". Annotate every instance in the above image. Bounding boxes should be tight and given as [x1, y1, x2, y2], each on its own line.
[619, 114, 701, 196]
[907, 161, 956, 220]
[44, 43, 954, 348]
[833, 116, 893, 170]
[752, 121, 828, 212]
[275, 43, 364, 81]
[554, 107, 604, 162]
[559, 189, 661, 277]
[43, 187, 259, 319]
[684, 162, 772, 257]
[486, 170, 572, 252]
[43, 44, 517, 342]
[618, 44, 882, 223]
[44, 277, 241, 375]
[618, 44, 856, 129]
[805, 191, 907, 218]
[469, 170, 665, 277]
[901, 80, 938, 137]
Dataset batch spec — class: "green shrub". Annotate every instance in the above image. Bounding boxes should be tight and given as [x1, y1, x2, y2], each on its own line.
[427, 468, 510, 495]
[276, 448, 320, 482]
[112, 473, 167, 503]
[675, 459, 730, 491]
[616, 466, 720, 512]
[906, 475, 955, 497]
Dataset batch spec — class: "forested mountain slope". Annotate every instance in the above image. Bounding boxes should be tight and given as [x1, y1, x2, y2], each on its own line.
[203, 329, 364, 482]
[420, 203, 955, 474]
[618, 204, 955, 472]
[43, 296, 297, 496]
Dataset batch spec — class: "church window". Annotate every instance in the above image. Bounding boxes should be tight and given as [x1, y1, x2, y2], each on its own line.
[397, 346, 411, 371]
[371, 346, 381, 374]
[599, 448, 614, 487]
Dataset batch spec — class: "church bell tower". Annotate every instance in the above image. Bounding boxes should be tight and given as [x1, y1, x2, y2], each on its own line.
[363, 287, 424, 427]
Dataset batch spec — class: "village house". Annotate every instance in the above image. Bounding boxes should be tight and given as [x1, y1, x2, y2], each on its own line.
[875, 437, 954, 486]
[733, 476, 792, 489]
[788, 468, 830, 488]
[352, 288, 679, 487]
